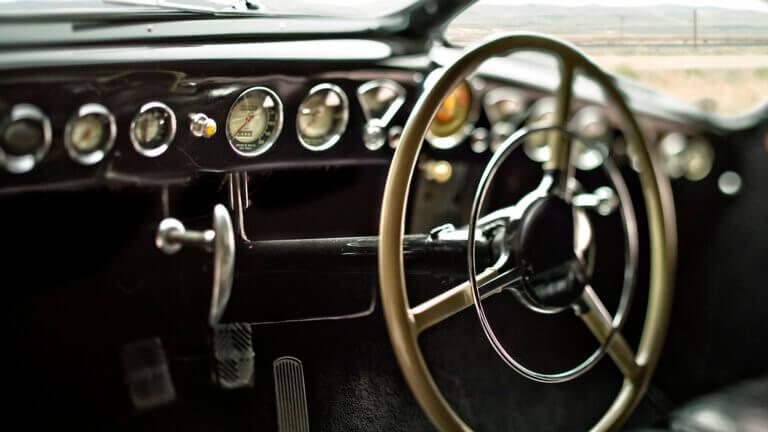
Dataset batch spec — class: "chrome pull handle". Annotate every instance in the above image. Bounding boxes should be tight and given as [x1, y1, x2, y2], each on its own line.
[156, 204, 235, 326]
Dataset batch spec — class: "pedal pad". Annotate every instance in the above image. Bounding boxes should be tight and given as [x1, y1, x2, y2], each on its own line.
[273, 356, 310, 432]
[212, 323, 255, 389]
[121, 338, 176, 410]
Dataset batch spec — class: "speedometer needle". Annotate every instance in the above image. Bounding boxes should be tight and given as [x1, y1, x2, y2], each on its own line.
[234, 112, 255, 137]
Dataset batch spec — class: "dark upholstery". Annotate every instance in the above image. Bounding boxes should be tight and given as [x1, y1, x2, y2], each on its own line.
[667, 375, 768, 432]
[633, 376, 768, 432]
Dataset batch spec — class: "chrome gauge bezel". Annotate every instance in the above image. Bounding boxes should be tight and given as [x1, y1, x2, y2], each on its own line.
[482, 86, 527, 125]
[0, 104, 52, 174]
[425, 78, 481, 150]
[226, 86, 284, 158]
[296, 83, 349, 152]
[356, 79, 406, 127]
[130, 101, 177, 158]
[64, 103, 117, 165]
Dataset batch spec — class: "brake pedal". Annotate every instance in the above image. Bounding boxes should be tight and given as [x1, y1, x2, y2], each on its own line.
[212, 323, 255, 389]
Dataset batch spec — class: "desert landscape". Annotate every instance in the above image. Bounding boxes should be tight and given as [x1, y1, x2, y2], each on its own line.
[446, 3, 768, 114]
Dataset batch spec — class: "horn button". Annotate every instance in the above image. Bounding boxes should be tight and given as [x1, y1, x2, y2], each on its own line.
[514, 195, 588, 309]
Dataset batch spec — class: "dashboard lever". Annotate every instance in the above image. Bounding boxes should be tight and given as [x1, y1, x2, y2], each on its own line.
[572, 186, 618, 216]
[155, 204, 235, 326]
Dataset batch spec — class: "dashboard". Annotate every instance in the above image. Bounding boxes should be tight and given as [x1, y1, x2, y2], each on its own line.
[0, 49, 722, 197]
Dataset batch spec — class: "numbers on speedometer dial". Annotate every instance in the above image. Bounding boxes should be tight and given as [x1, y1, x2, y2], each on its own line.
[226, 87, 284, 157]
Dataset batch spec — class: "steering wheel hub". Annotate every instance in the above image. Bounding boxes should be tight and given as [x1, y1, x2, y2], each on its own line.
[515, 195, 586, 309]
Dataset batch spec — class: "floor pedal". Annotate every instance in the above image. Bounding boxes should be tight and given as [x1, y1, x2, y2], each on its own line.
[212, 323, 255, 389]
[273, 356, 310, 432]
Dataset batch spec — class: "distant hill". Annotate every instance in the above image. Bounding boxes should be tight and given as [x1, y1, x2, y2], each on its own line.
[448, 3, 768, 39]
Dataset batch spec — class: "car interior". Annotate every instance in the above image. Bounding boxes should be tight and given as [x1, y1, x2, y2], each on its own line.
[1, 0, 767, 430]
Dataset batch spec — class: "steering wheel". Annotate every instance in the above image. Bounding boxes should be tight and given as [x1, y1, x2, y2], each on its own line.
[378, 33, 677, 431]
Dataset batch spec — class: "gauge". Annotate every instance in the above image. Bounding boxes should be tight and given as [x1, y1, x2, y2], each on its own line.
[658, 132, 688, 179]
[65, 104, 116, 165]
[130, 101, 176, 158]
[357, 79, 406, 127]
[226, 87, 283, 157]
[683, 137, 714, 181]
[523, 97, 556, 163]
[0, 104, 52, 173]
[426, 80, 477, 150]
[484, 87, 526, 152]
[483, 87, 526, 125]
[568, 106, 610, 171]
[296, 83, 349, 151]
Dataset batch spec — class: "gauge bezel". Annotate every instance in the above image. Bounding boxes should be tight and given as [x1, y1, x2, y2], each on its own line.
[0, 104, 52, 174]
[356, 79, 406, 127]
[226, 86, 284, 158]
[425, 79, 481, 150]
[483, 87, 527, 125]
[296, 83, 349, 152]
[65, 103, 117, 166]
[130, 101, 177, 158]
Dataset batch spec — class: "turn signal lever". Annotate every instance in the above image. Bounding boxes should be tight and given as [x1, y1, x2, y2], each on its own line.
[155, 204, 235, 326]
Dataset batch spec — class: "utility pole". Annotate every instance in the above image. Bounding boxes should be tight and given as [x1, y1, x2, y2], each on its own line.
[619, 16, 624, 44]
[693, 8, 698, 48]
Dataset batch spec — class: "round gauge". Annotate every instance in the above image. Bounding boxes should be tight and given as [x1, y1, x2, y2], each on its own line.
[684, 137, 714, 181]
[523, 97, 556, 163]
[226, 86, 283, 157]
[357, 79, 406, 126]
[569, 105, 610, 171]
[0, 104, 52, 174]
[65, 103, 116, 165]
[296, 83, 349, 151]
[130, 101, 176, 158]
[426, 80, 475, 149]
[483, 87, 526, 125]
[658, 132, 688, 179]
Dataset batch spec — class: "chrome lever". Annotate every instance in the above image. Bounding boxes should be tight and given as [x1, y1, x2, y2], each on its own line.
[155, 204, 235, 326]
[572, 186, 619, 216]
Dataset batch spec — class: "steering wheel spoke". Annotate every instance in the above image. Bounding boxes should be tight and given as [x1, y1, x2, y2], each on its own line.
[577, 285, 642, 382]
[412, 265, 530, 334]
[544, 57, 575, 174]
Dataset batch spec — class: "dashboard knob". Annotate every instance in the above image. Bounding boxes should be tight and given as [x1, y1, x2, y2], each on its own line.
[189, 112, 217, 138]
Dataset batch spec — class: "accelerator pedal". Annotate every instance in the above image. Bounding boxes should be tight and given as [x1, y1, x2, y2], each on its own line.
[273, 356, 310, 432]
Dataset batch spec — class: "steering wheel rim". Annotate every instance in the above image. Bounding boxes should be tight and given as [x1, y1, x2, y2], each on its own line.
[378, 32, 676, 431]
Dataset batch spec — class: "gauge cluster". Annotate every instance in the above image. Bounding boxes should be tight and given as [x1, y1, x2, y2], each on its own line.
[0, 63, 716, 192]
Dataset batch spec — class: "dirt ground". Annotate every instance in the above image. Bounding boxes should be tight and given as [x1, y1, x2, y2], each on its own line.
[589, 54, 768, 114]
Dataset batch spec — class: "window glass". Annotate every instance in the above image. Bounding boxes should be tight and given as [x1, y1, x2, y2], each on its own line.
[446, 0, 768, 115]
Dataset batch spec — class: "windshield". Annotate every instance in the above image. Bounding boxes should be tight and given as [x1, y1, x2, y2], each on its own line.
[447, 0, 768, 115]
[0, 0, 421, 17]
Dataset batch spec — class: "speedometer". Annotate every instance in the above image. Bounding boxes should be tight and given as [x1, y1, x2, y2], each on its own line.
[226, 87, 283, 157]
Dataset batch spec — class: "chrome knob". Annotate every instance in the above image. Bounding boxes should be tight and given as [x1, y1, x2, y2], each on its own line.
[156, 204, 235, 326]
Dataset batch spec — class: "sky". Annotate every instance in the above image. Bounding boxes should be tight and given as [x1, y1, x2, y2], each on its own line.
[481, 0, 768, 12]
